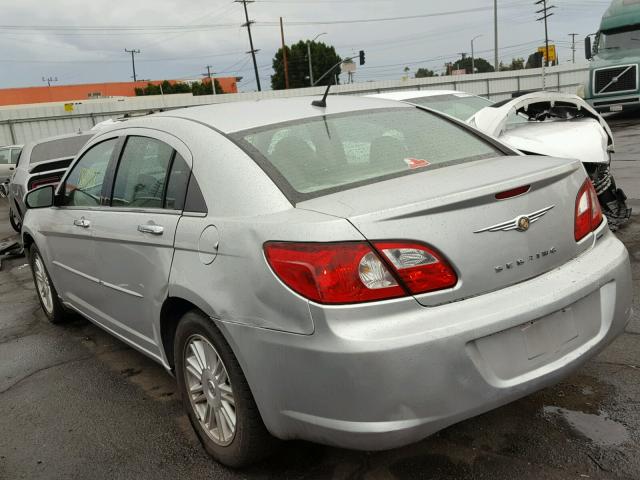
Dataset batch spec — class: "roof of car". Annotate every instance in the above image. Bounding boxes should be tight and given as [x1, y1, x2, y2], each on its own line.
[368, 90, 464, 101]
[154, 95, 412, 134]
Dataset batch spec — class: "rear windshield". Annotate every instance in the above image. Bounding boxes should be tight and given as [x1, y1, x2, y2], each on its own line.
[30, 135, 93, 164]
[234, 107, 503, 201]
[406, 94, 493, 121]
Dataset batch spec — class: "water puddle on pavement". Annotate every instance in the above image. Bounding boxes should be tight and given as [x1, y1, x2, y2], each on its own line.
[543, 406, 630, 446]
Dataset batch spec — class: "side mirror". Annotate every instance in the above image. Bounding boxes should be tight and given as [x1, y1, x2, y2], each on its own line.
[585, 36, 592, 60]
[25, 185, 55, 209]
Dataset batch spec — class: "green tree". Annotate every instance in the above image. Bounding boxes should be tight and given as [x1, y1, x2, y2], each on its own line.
[415, 67, 436, 78]
[271, 40, 342, 90]
[135, 79, 224, 96]
[450, 56, 495, 74]
[499, 58, 525, 71]
[191, 79, 224, 95]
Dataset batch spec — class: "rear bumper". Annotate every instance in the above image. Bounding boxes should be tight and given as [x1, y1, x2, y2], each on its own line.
[221, 229, 632, 450]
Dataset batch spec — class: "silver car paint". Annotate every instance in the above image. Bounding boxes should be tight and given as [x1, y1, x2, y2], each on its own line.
[298, 154, 592, 306]
[21, 96, 633, 451]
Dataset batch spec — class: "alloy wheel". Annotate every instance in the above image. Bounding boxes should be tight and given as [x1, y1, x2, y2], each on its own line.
[33, 254, 53, 315]
[184, 334, 237, 446]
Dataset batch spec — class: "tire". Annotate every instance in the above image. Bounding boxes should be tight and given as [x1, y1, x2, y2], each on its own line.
[174, 311, 277, 468]
[9, 207, 21, 233]
[30, 245, 66, 324]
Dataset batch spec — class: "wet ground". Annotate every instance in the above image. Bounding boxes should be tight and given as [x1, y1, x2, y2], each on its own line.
[1, 115, 639, 479]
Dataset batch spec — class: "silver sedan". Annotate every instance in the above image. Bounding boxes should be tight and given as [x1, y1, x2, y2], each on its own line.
[21, 96, 632, 468]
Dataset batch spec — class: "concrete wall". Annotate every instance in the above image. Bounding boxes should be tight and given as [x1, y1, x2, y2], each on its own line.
[0, 63, 589, 146]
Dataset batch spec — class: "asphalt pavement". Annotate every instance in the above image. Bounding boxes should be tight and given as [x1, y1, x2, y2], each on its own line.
[1, 116, 639, 480]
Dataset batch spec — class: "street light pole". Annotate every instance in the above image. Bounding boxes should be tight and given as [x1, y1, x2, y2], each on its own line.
[307, 32, 327, 86]
[471, 35, 483, 73]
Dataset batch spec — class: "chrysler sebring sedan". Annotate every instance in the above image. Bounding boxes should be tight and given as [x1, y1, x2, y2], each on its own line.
[21, 96, 632, 467]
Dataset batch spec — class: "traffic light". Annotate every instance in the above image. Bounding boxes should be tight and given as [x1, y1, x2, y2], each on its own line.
[359, 50, 365, 66]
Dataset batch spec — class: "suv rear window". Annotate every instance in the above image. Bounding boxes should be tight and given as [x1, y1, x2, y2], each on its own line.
[30, 135, 93, 164]
[234, 107, 503, 201]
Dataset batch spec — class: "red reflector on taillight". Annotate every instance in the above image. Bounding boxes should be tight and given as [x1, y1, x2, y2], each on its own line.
[29, 176, 60, 191]
[264, 240, 458, 304]
[495, 185, 530, 200]
[575, 179, 604, 242]
[373, 241, 458, 294]
[264, 242, 405, 304]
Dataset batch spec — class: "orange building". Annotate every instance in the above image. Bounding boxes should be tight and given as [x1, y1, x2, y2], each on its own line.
[0, 78, 239, 107]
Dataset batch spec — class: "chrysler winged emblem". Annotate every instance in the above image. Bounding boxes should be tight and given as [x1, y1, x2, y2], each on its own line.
[474, 205, 555, 234]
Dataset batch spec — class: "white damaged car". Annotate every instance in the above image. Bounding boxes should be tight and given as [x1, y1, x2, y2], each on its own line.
[370, 90, 631, 229]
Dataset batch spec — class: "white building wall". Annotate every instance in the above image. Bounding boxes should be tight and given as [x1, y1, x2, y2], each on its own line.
[0, 63, 589, 146]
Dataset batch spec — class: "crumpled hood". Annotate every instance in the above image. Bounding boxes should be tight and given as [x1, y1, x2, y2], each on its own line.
[499, 118, 610, 164]
[469, 92, 614, 164]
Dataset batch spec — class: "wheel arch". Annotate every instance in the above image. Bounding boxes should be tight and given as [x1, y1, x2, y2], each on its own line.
[159, 294, 238, 372]
[22, 231, 35, 250]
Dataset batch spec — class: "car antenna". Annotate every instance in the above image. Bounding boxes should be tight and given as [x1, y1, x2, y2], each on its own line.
[312, 79, 334, 108]
[311, 53, 362, 108]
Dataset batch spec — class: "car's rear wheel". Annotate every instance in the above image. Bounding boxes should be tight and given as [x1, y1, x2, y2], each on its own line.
[174, 311, 276, 468]
[9, 207, 21, 232]
[30, 246, 66, 323]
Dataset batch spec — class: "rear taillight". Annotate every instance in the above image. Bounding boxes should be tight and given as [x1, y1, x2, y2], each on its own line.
[373, 241, 458, 295]
[575, 179, 604, 241]
[264, 241, 457, 304]
[29, 175, 61, 191]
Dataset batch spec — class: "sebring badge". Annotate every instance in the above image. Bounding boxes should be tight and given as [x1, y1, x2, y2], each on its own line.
[517, 216, 530, 232]
[474, 205, 555, 234]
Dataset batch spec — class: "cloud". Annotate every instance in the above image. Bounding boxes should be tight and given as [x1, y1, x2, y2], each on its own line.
[0, 0, 609, 90]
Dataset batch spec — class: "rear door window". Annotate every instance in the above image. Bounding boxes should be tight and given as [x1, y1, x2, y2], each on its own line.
[164, 153, 190, 210]
[111, 136, 189, 210]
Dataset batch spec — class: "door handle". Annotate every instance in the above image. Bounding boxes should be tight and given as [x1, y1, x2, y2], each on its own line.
[73, 217, 90, 228]
[137, 224, 164, 235]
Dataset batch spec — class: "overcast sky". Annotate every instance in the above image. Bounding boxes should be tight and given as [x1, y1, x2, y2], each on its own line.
[0, 0, 612, 91]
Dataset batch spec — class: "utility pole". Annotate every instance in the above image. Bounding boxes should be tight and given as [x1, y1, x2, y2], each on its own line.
[204, 65, 217, 95]
[471, 35, 483, 74]
[279, 17, 290, 89]
[42, 76, 58, 87]
[535, 0, 555, 67]
[494, 0, 499, 71]
[235, 0, 261, 91]
[124, 48, 141, 82]
[569, 33, 578, 63]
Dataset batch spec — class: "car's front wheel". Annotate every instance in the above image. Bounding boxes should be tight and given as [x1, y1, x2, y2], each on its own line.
[174, 311, 276, 468]
[30, 246, 66, 323]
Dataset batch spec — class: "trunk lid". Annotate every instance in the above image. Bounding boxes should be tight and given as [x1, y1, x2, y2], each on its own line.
[297, 155, 590, 306]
